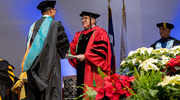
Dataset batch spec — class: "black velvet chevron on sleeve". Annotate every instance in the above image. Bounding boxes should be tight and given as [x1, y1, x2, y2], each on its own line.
[56, 22, 69, 58]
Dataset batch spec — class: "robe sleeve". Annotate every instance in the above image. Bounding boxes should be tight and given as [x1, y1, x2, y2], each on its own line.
[68, 32, 81, 68]
[56, 21, 69, 59]
[174, 39, 180, 46]
[84, 29, 112, 71]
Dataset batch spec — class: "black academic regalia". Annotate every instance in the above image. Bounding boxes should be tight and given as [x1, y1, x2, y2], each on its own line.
[0, 60, 15, 100]
[151, 36, 180, 49]
[76, 31, 93, 99]
[26, 17, 69, 100]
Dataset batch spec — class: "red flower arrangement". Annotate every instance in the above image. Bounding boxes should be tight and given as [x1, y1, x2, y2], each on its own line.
[163, 55, 180, 75]
[95, 73, 134, 100]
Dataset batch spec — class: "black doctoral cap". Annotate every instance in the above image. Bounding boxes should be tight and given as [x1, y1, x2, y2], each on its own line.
[80, 11, 100, 29]
[80, 11, 100, 19]
[37, 1, 56, 10]
[156, 22, 174, 29]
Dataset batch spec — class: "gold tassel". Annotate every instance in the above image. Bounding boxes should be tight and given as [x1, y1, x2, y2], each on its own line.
[163, 22, 166, 28]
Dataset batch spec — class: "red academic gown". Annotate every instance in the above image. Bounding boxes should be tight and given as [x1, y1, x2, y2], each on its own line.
[68, 26, 112, 94]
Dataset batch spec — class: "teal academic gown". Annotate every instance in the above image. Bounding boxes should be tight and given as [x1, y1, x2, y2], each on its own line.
[26, 16, 69, 100]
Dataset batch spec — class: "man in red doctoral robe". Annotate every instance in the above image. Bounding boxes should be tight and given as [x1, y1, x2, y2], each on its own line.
[68, 11, 112, 99]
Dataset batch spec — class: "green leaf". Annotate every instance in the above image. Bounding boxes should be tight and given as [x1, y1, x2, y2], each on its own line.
[76, 84, 97, 100]
[149, 89, 159, 97]
[126, 70, 134, 76]
[128, 68, 164, 99]
[174, 66, 180, 71]
[97, 66, 107, 79]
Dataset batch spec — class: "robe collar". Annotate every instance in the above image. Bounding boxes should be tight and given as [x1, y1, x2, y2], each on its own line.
[159, 36, 174, 43]
[82, 25, 98, 35]
[42, 15, 50, 18]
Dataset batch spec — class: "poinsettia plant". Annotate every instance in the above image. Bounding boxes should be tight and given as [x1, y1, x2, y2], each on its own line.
[78, 67, 180, 100]
[118, 46, 180, 100]
[76, 67, 134, 100]
[77, 46, 180, 100]
[126, 68, 180, 100]
[95, 73, 134, 100]
[118, 46, 180, 76]
[163, 55, 180, 75]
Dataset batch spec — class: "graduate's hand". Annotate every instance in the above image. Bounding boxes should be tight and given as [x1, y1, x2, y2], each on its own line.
[20, 81, 24, 88]
[77, 54, 85, 62]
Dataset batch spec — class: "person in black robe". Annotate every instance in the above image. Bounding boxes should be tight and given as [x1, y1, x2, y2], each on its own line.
[18, 1, 69, 100]
[151, 22, 180, 49]
[0, 59, 15, 100]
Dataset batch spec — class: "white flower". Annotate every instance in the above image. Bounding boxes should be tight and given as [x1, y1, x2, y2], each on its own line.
[158, 76, 172, 87]
[128, 50, 135, 56]
[158, 75, 180, 87]
[139, 58, 159, 71]
[121, 46, 180, 75]
[120, 60, 125, 66]
[131, 58, 138, 65]
[132, 47, 146, 55]
[140, 47, 153, 55]
[170, 75, 180, 85]
[128, 47, 153, 56]
[169, 45, 180, 56]
[146, 47, 153, 54]
[169, 45, 180, 51]
[152, 48, 168, 54]
[138, 47, 149, 55]
[160, 55, 170, 65]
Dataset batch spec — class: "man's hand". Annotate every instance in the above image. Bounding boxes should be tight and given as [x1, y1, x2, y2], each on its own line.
[77, 54, 85, 62]
[20, 81, 24, 88]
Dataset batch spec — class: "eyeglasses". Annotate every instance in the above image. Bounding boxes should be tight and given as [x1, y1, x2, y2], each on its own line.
[52, 8, 57, 11]
[80, 17, 90, 21]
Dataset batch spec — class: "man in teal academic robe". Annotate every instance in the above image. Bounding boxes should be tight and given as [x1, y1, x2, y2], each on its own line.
[151, 22, 180, 49]
[21, 1, 69, 100]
